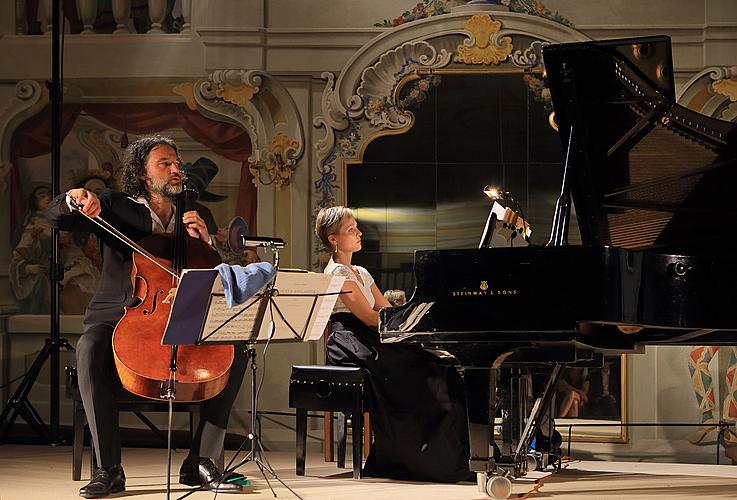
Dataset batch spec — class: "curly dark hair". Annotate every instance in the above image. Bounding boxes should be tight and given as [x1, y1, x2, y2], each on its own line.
[120, 135, 180, 200]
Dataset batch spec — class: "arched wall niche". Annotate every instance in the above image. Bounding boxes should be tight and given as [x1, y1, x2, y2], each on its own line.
[312, 9, 590, 267]
[0, 69, 305, 192]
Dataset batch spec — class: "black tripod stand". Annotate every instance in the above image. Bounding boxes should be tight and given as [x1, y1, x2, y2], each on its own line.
[220, 266, 303, 499]
[0, 0, 70, 446]
[229, 341, 301, 498]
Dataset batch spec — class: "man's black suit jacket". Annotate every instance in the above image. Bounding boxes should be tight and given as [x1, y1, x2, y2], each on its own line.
[46, 189, 217, 333]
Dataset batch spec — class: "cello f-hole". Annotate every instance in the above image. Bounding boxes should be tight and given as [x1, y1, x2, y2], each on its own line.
[143, 289, 165, 315]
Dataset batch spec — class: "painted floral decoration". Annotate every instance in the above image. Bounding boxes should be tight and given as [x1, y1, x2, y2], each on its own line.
[523, 71, 552, 111]
[375, 0, 451, 28]
[335, 121, 362, 158]
[509, 0, 574, 28]
[398, 75, 443, 108]
[375, 0, 573, 29]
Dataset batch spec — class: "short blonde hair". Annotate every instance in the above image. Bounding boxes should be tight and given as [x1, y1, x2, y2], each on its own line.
[315, 206, 355, 250]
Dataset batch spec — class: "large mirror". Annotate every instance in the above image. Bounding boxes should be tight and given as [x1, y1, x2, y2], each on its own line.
[345, 69, 626, 442]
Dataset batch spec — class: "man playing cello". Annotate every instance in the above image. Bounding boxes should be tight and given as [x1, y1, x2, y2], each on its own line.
[47, 135, 247, 498]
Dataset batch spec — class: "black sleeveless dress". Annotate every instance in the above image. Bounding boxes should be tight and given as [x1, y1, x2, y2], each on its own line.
[327, 311, 472, 483]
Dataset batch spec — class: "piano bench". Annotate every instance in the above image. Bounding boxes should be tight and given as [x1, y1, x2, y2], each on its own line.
[288, 365, 366, 479]
[65, 366, 200, 481]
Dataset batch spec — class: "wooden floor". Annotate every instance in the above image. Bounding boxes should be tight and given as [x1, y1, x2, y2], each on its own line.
[2, 444, 737, 499]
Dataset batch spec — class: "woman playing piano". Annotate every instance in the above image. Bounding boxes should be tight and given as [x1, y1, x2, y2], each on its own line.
[315, 206, 472, 482]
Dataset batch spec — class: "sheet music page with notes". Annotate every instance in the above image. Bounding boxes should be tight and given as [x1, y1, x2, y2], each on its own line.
[162, 268, 265, 345]
[201, 276, 265, 342]
[168, 268, 345, 343]
[254, 270, 345, 341]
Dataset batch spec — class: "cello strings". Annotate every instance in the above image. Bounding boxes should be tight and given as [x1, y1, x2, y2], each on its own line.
[70, 199, 179, 279]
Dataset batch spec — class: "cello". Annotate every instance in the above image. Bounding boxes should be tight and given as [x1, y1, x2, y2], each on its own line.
[71, 188, 234, 402]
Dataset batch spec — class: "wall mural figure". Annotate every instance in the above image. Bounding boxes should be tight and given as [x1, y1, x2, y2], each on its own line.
[688, 346, 737, 457]
[9, 183, 53, 313]
[182, 156, 236, 265]
[8, 168, 115, 315]
[678, 66, 737, 461]
[58, 230, 100, 315]
[58, 168, 118, 314]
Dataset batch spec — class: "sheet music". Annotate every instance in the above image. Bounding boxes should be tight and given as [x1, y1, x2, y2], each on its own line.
[398, 301, 435, 332]
[201, 276, 265, 342]
[168, 268, 344, 344]
[307, 274, 346, 340]
[255, 270, 345, 341]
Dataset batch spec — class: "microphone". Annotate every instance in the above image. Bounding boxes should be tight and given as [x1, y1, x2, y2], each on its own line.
[226, 216, 287, 253]
[226, 216, 249, 253]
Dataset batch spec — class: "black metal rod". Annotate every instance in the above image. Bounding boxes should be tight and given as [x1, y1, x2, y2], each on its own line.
[547, 126, 575, 247]
[49, 0, 63, 445]
[563, 421, 733, 463]
[563, 422, 727, 428]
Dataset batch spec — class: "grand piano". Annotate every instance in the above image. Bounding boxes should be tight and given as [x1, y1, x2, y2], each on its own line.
[379, 36, 737, 498]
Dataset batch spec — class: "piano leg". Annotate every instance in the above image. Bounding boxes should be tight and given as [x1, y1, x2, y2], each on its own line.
[464, 367, 517, 499]
[506, 368, 532, 454]
[463, 367, 495, 474]
[462, 362, 567, 498]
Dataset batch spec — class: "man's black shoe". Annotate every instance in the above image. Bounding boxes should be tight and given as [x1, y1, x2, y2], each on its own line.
[179, 456, 243, 493]
[79, 464, 125, 498]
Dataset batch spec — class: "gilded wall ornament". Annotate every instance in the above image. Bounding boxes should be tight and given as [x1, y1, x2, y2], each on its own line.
[172, 82, 197, 110]
[216, 82, 257, 108]
[374, 0, 574, 29]
[713, 78, 737, 102]
[249, 131, 300, 188]
[454, 15, 513, 65]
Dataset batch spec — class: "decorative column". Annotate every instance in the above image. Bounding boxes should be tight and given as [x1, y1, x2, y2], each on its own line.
[147, 0, 167, 33]
[40, 0, 53, 35]
[180, 0, 191, 34]
[15, 0, 25, 34]
[112, 0, 131, 34]
[76, 0, 98, 35]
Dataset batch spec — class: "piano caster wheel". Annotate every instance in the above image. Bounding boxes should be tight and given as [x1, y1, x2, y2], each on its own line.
[485, 475, 512, 499]
[526, 453, 538, 472]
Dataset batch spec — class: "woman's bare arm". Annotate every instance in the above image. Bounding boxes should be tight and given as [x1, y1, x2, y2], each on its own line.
[371, 282, 391, 311]
[339, 280, 381, 327]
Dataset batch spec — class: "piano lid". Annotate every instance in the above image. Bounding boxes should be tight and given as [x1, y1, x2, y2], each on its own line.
[543, 36, 737, 253]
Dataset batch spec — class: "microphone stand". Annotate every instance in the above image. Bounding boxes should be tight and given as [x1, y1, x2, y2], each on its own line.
[0, 0, 71, 445]
[176, 237, 303, 500]
[163, 345, 178, 500]
[222, 243, 302, 499]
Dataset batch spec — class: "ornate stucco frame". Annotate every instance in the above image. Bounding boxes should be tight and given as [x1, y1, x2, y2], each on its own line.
[678, 66, 737, 122]
[312, 8, 630, 444]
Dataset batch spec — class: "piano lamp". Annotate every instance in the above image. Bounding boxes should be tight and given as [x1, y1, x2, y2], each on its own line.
[483, 185, 502, 200]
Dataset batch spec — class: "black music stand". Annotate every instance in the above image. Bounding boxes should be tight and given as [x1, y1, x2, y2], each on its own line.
[166, 266, 343, 500]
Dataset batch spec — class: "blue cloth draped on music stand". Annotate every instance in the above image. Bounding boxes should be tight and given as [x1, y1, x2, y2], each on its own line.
[215, 262, 276, 307]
